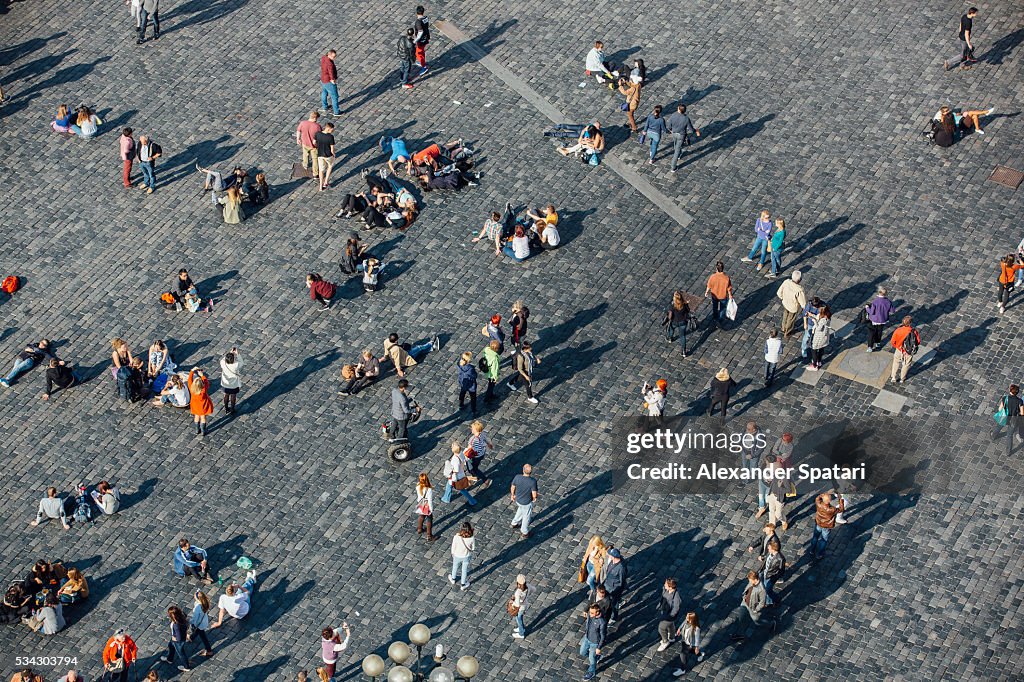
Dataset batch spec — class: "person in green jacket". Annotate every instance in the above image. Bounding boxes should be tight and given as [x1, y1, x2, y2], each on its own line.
[482, 340, 501, 404]
[766, 219, 786, 279]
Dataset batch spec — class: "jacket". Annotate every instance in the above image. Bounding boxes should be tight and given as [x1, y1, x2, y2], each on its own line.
[748, 530, 780, 557]
[1000, 261, 1024, 284]
[102, 635, 138, 666]
[190, 602, 211, 630]
[309, 279, 336, 301]
[384, 338, 418, 369]
[742, 582, 767, 619]
[482, 346, 500, 380]
[866, 295, 893, 324]
[220, 353, 243, 389]
[391, 387, 412, 419]
[770, 228, 786, 252]
[172, 545, 207, 576]
[601, 559, 627, 596]
[618, 82, 640, 111]
[397, 37, 415, 62]
[320, 54, 337, 83]
[658, 588, 681, 620]
[583, 613, 607, 647]
[644, 114, 669, 136]
[679, 623, 701, 649]
[710, 377, 735, 399]
[763, 550, 786, 580]
[754, 217, 772, 240]
[457, 360, 478, 391]
[811, 318, 832, 350]
[890, 325, 920, 354]
[814, 495, 844, 529]
[777, 279, 807, 314]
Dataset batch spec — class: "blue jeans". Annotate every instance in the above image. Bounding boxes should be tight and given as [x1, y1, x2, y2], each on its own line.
[666, 323, 687, 353]
[399, 59, 413, 85]
[321, 82, 340, 113]
[769, 249, 781, 275]
[409, 341, 432, 362]
[579, 637, 600, 675]
[648, 132, 661, 160]
[516, 611, 526, 637]
[511, 502, 533, 534]
[801, 327, 812, 357]
[140, 161, 155, 190]
[3, 357, 35, 383]
[764, 360, 777, 385]
[747, 237, 768, 265]
[585, 560, 596, 592]
[811, 524, 831, 558]
[760, 573, 778, 605]
[757, 480, 768, 510]
[441, 480, 477, 505]
[502, 244, 528, 261]
[450, 555, 470, 586]
[711, 297, 726, 321]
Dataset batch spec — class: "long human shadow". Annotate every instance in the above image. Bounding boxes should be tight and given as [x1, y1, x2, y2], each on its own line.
[604, 46, 643, 69]
[246, 574, 316, 639]
[674, 83, 722, 109]
[603, 530, 730, 671]
[676, 114, 775, 170]
[160, 135, 244, 185]
[907, 289, 968, 330]
[196, 270, 240, 300]
[0, 32, 67, 66]
[17, 55, 112, 102]
[422, 18, 518, 82]
[203, 534, 249, 582]
[3, 49, 76, 90]
[718, 494, 918, 669]
[828, 275, 887, 316]
[556, 207, 596, 247]
[94, 108, 137, 138]
[981, 27, 1024, 65]
[162, 0, 250, 33]
[63, 561, 143, 627]
[921, 316, 996, 374]
[118, 477, 159, 511]
[334, 612, 458, 681]
[229, 655, 289, 681]
[788, 219, 866, 269]
[540, 340, 617, 385]
[536, 303, 609, 350]
[241, 349, 341, 415]
[164, 338, 211, 368]
[643, 62, 678, 86]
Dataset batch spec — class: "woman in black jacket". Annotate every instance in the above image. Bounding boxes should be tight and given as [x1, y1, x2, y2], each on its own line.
[708, 367, 736, 417]
[662, 291, 692, 357]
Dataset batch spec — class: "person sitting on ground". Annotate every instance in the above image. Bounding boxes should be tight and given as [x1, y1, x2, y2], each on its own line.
[31, 487, 70, 530]
[381, 332, 438, 378]
[41, 358, 78, 401]
[935, 104, 995, 135]
[1, 339, 54, 388]
[70, 105, 102, 138]
[198, 164, 248, 192]
[147, 339, 176, 380]
[210, 570, 258, 628]
[218, 186, 246, 224]
[584, 40, 619, 86]
[363, 256, 383, 291]
[526, 204, 559, 227]
[153, 373, 189, 408]
[503, 225, 532, 262]
[51, 104, 73, 133]
[90, 481, 121, 515]
[339, 350, 381, 396]
[930, 108, 956, 147]
[22, 590, 65, 635]
[1, 583, 34, 624]
[25, 559, 65, 593]
[381, 135, 413, 173]
[306, 273, 337, 310]
[338, 186, 383, 219]
[380, 170, 418, 211]
[57, 566, 89, 605]
[172, 269, 194, 308]
[182, 285, 204, 313]
[245, 172, 270, 206]
[406, 139, 474, 176]
[529, 219, 560, 251]
[339, 234, 371, 274]
[472, 211, 505, 257]
[557, 121, 605, 158]
[417, 165, 479, 191]
[173, 538, 213, 583]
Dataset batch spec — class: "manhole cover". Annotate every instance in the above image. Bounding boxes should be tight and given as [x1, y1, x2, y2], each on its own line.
[989, 165, 1024, 190]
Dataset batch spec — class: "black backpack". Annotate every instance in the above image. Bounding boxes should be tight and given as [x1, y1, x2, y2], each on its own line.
[477, 356, 489, 373]
[902, 329, 920, 355]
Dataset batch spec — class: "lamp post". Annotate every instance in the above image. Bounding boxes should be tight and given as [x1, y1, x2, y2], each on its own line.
[408, 623, 432, 680]
[455, 656, 479, 681]
[428, 667, 455, 682]
[362, 654, 386, 682]
[387, 667, 414, 682]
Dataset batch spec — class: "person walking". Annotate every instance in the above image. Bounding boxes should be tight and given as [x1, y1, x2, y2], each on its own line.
[509, 464, 538, 538]
[672, 612, 703, 677]
[741, 421, 768, 516]
[864, 287, 893, 351]
[642, 379, 668, 417]
[136, 134, 161, 194]
[944, 7, 979, 71]
[763, 328, 783, 386]
[667, 104, 700, 172]
[765, 457, 789, 531]
[663, 291, 692, 357]
[188, 368, 213, 437]
[998, 254, 1023, 314]
[320, 50, 341, 115]
[889, 316, 921, 384]
[448, 522, 475, 590]
[415, 473, 437, 541]
[160, 605, 191, 672]
[997, 384, 1024, 455]
[397, 28, 416, 90]
[704, 261, 734, 327]
[296, 111, 322, 181]
[765, 218, 786, 279]
[315, 121, 336, 191]
[618, 77, 641, 134]
[510, 574, 529, 639]
[708, 368, 736, 418]
[578, 535, 608, 597]
[747, 521, 780, 558]
[119, 128, 135, 189]
[136, 0, 159, 43]
[727, 572, 776, 643]
[102, 629, 139, 682]
[510, 301, 530, 350]
[811, 492, 845, 560]
[413, 5, 431, 75]
[482, 340, 501, 403]
[441, 441, 477, 506]
[808, 304, 833, 371]
[390, 379, 419, 441]
[656, 578, 682, 651]
[578, 602, 607, 681]
[760, 539, 786, 605]
[776, 271, 806, 339]
[741, 211, 773, 271]
[507, 341, 540, 404]
[188, 591, 215, 658]
[467, 420, 492, 486]
[643, 105, 670, 164]
[219, 348, 242, 414]
[456, 351, 479, 415]
[600, 548, 627, 623]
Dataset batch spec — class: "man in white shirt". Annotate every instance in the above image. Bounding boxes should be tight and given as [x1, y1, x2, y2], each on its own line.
[211, 571, 257, 627]
[763, 328, 783, 387]
[585, 41, 618, 84]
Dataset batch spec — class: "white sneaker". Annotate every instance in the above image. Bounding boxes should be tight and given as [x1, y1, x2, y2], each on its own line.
[506, 382, 518, 391]
[448, 575, 456, 585]
[986, 107, 995, 116]
[672, 670, 685, 678]
[740, 257, 753, 263]
[247, 570, 257, 581]
[512, 632, 525, 639]
[657, 641, 671, 652]
[527, 397, 539, 404]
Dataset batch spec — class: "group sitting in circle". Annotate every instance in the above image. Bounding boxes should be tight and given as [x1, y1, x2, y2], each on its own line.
[473, 202, 561, 261]
[2, 560, 91, 635]
[51, 104, 103, 137]
[195, 164, 271, 224]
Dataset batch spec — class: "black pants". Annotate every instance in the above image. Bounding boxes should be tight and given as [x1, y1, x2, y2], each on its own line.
[223, 387, 238, 412]
[363, 205, 389, 228]
[469, 456, 488, 481]
[391, 417, 409, 440]
[678, 644, 699, 670]
[192, 626, 213, 653]
[459, 388, 477, 413]
[138, 8, 159, 40]
[868, 323, 884, 348]
[811, 347, 825, 365]
[342, 376, 374, 395]
[1007, 416, 1024, 455]
[1000, 282, 1012, 307]
[484, 378, 496, 402]
[183, 564, 208, 580]
[342, 193, 368, 214]
[508, 372, 534, 398]
[708, 396, 729, 417]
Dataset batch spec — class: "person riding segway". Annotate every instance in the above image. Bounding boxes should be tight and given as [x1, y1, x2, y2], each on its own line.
[383, 378, 421, 462]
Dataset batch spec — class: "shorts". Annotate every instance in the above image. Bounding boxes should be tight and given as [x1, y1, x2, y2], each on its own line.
[223, 387, 240, 395]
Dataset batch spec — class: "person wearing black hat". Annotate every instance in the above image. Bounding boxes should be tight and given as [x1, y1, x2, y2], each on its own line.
[600, 548, 628, 623]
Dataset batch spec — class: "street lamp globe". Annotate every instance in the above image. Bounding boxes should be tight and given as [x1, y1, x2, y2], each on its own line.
[388, 641, 412, 665]
[409, 623, 432, 646]
[455, 655, 480, 679]
[429, 667, 455, 682]
[362, 654, 385, 678]
[387, 665, 414, 682]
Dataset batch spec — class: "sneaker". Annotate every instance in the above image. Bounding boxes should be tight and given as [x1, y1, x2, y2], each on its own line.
[138, 182, 147, 189]
[512, 632, 525, 639]
[647, 159, 654, 165]
[466, 180, 479, 187]
[740, 257, 753, 263]
[986, 107, 996, 116]
[583, 673, 596, 681]
[448, 575, 456, 585]
[0, 379, 9, 388]
[672, 670, 685, 677]
[765, 272, 777, 279]
[177, 666, 190, 672]
[419, 66, 430, 76]
[147, 188, 154, 194]
[865, 346, 874, 352]
[461, 582, 470, 590]
[337, 390, 350, 396]
[657, 641, 671, 652]
[160, 657, 170, 663]
[806, 365, 818, 372]
[527, 397, 539, 404]
[755, 507, 767, 518]
[507, 382, 519, 391]
[756, 263, 763, 271]
[402, 84, 414, 90]
[431, 335, 440, 351]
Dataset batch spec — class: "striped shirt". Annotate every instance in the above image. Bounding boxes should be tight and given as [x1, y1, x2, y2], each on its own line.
[468, 433, 490, 459]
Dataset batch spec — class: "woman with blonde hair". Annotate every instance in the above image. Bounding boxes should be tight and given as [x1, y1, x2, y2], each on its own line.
[415, 473, 437, 541]
[189, 590, 214, 657]
[70, 106, 102, 138]
[188, 368, 214, 437]
[578, 535, 608, 596]
[110, 338, 133, 380]
[510, 574, 530, 639]
[218, 186, 245, 224]
[51, 104, 72, 133]
[456, 351, 478, 416]
[57, 567, 89, 605]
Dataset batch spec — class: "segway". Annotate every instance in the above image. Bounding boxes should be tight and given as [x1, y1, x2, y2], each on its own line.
[381, 409, 421, 462]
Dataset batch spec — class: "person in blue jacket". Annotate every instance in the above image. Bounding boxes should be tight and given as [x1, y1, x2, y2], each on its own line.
[173, 538, 212, 584]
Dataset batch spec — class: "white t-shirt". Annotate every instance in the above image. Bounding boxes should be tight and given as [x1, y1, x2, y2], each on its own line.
[512, 235, 530, 259]
[218, 591, 250, 619]
[542, 225, 560, 246]
[167, 385, 189, 407]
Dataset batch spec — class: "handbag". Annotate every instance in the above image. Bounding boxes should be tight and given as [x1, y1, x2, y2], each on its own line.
[993, 396, 1009, 427]
[186, 623, 198, 641]
[619, 101, 629, 111]
[453, 476, 470, 491]
[506, 598, 520, 616]
[416, 496, 431, 515]
[726, 297, 738, 321]
[577, 562, 587, 583]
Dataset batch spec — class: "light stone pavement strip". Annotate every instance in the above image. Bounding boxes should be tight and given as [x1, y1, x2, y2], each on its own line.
[0, 0, 1022, 680]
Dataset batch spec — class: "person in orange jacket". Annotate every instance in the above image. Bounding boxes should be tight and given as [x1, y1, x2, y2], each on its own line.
[997, 253, 1024, 314]
[188, 368, 214, 438]
[889, 316, 921, 384]
[102, 628, 138, 681]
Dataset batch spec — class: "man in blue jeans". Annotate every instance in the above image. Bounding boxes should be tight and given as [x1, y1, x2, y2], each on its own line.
[811, 492, 844, 560]
[509, 464, 538, 538]
[320, 49, 341, 115]
[579, 603, 606, 680]
[0, 339, 53, 387]
[211, 570, 257, 628]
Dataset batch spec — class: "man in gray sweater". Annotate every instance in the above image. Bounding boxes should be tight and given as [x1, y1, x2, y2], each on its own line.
[390, 379, 419, 441]
[657, 577, 683, 651]
[137, 0, 159, 44]
[729, 571, 776, 642]
[30, 487, 69, 530]
[666, 104, 700, 172]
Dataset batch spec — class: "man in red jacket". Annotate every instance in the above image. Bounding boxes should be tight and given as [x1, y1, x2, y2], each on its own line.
[889, 316, 921, 384]
[320, 49, 341, 115]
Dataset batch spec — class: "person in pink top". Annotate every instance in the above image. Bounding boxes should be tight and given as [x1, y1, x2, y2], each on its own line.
[119, 128, 135, 188]
[296, 111, 322, 181]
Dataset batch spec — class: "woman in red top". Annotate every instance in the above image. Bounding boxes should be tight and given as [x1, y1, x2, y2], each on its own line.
[102, 629, 138, 681]
[998, 253, 1023, 314]
[189, 368, 213, 437]
[306, 273, 337, 310]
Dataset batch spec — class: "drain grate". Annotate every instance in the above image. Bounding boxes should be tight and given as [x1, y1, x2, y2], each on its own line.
[989, 165, 1024, 190]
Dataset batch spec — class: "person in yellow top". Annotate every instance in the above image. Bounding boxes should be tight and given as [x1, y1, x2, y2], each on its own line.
[57, 567, 89, 604]
[527, 204, 558, 226]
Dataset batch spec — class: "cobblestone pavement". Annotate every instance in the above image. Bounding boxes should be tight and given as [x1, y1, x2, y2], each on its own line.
[1, 0, 1023, 680]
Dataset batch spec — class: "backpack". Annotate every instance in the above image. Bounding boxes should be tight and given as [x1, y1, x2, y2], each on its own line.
[477, 356, 489, 373]
[443, 458, 454, 478]
[902, 329, 919, 355]
[1, 276, 19, 294]
[73, 492, 92, 524]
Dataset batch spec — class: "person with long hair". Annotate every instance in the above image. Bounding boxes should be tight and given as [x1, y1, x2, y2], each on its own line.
[809, 304, 833, 370]
[51, 104, 73, 133]
[188, 368, 213, 437]
[510, 574, 530, 639]
[319, 622, 351, 677]
[448, 521, 475, 589]
[110, 338, 133, 381]
[57, 567, 89, 605]
[218, 186, 245, 224]
[70, 105, 102, 137]
[189, 590, 214, 657]
[502, 225, 531, 261]
[998, 253, 1024, 314]
[673, 611, 703, 676]
[415, 473, 437, 541]
[161, 605, 191, 671]
[617, 77, 641, 134]
[663, 291, 692, 357]
[935, 104, 995, 135]
[578, 535, 608, 597]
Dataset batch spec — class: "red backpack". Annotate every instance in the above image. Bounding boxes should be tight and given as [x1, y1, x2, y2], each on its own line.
[1, 276, 19, 294]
